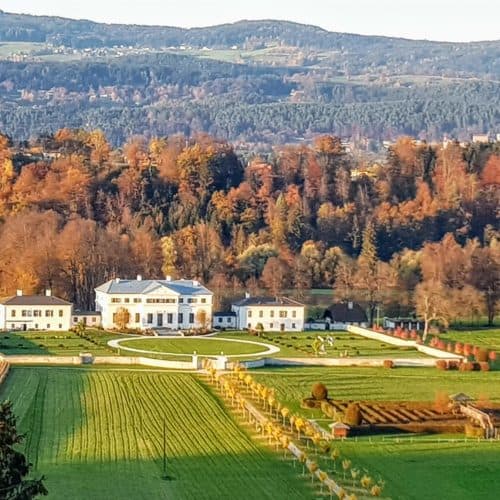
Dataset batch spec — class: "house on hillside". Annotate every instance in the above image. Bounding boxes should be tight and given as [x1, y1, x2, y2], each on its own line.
[212, 311, 237, 330]
[383, 317, 423, 331]
[95, 275, 213, 331]
[0, 290, 72, 331]
[322, 301, 368, 330]
[231, 294, 305, 332]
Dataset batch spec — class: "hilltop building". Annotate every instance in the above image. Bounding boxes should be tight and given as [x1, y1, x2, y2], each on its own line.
[95, 276, 213, 330]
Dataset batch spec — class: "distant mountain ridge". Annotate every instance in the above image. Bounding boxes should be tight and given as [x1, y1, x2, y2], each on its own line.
[1, 10, 499, 49]
[0, 10, 499, 146]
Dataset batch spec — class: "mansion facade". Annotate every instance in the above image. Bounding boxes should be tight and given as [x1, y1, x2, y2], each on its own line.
[95, 276, 213, 330]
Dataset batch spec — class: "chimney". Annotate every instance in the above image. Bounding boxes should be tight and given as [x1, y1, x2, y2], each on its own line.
[115, 278, 120, 283]
[137, 274, 142, 281]
[193, 280, 199, 287]
[165, 275, 172, 282]
[45, 289, 52, 297]
[245, 292, 250, 299]
[348, 301, 353, 310]
[16, 289, 23, 296]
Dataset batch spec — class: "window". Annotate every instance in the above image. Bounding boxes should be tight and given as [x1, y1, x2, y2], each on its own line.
[10, 310, 15, 317]
[279, 310, 287, 318]
[178, 313, 184, 324]
[147, 313, 153, 324]
[58, 324, 62, 329]
[124, 298, 130, 303]
[247, 323, 251, 328]
[167, 313, 173, 324]
[112, 313, 117, 323]
[292, 323, 296, 329]
[201, 298, 206, 303]
[46, 324, 50, 329]
[270, 310, 274, 318]
[21, 310, 27, 317]
[189, 313, 194, 324]
[179, 298, 184, 303]
[133, 298, 142, 303]
[92, 317, 96, 323]
[146, 298, 176, 304]
[292, 310, 297, 318]
[218, 317, 223, 323]
[34, 310, 42, 317]
[45, 310, 53, 317]
[259, 310, 263, 318]
[135, 313, 140, 323]
[111, 298, 121, 303]
[59, 310, 64, 317]
[248, 310, 252, 318]
[269, 323, 273, 329]
[35, 323, 38, 329]
[188, 298, 196, 304]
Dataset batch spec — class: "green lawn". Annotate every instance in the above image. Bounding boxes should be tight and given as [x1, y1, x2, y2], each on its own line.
[220, 330, 427, 358]
[1, 367, 313, 499]
[118, 337, 271, 356]
[0, 329, 120, 355]
[333, 436, 500, 500]
[252, 366, 500, 415]
[439, 328, 500, 351]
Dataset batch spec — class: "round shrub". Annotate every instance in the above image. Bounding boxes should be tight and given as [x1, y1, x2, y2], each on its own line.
[343, 403, 362, 426]
[311, 382, 328, 401]
[475, 349, 489, 363]
[435, 360, 448, 370]
[459, 361, 474, 371]
[383, 359, 394, 369]
[488, 351, 497, 362]
[479, 362, 490, 372]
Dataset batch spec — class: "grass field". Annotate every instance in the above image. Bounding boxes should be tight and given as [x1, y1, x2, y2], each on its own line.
[439, 328, 500, 351]
[0, 330, 119, 355]
[252, 366, 500, 415]
[1, 367, 313, 499]
[333, 436, 500, 500]
[221, 331, 427, 358]
[117, 336, 272, 356]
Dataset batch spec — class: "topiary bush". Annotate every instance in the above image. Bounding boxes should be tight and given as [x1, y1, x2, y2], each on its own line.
[311, 382, 328, 401]
[343, 403, 362, 426]
[383, 359, 394, 369]
[479, 362, 490, 372]
[435, 360, 448, 370]
[475, 349, 489, 363]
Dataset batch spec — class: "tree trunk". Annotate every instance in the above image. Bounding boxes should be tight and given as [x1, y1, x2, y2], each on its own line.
[423, 318, 430, 342]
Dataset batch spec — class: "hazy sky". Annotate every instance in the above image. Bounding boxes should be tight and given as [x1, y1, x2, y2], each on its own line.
[3, 0, 499, 42]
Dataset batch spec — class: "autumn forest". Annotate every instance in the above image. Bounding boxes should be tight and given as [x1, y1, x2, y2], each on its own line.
[0, 130, 498, 324]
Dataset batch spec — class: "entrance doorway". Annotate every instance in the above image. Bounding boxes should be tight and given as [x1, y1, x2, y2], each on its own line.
[157, 313, 163, 327]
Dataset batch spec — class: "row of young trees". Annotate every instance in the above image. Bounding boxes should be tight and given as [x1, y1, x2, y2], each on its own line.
[0, 130, 498, 323]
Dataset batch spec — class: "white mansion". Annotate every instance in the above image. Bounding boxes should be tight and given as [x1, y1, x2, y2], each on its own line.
[95, 276, 213, 330]
[231, 295, 305, 332]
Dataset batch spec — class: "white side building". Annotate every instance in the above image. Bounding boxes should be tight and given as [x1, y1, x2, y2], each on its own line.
[95, 276, 213, 330]
[231, 295, 305, 332]
[0, 290, 72, 331]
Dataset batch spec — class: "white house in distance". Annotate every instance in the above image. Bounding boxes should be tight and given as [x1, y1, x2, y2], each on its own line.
[212, 311, 237, 330]
[95, 276, 213, 330]
[231, 295, 305, 332]
[72, 310, 102, 328]
[0, 290, 72, 331]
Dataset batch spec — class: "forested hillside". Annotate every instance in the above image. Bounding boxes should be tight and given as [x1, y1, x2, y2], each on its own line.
[0, 11, 498, 146]
[0, 130, 498, 324]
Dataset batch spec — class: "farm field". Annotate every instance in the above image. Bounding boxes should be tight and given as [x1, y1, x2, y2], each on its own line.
[0, 367, 312, 500]
[0, 329, 120, 355]
[221, 330, 427, 358]
[439, 328, 500, 351]
[252, 366, 500, 415]
[333, 436, 500, 500]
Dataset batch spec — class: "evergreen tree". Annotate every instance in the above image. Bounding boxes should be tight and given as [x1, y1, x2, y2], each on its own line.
[0, 401, 47, 500]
